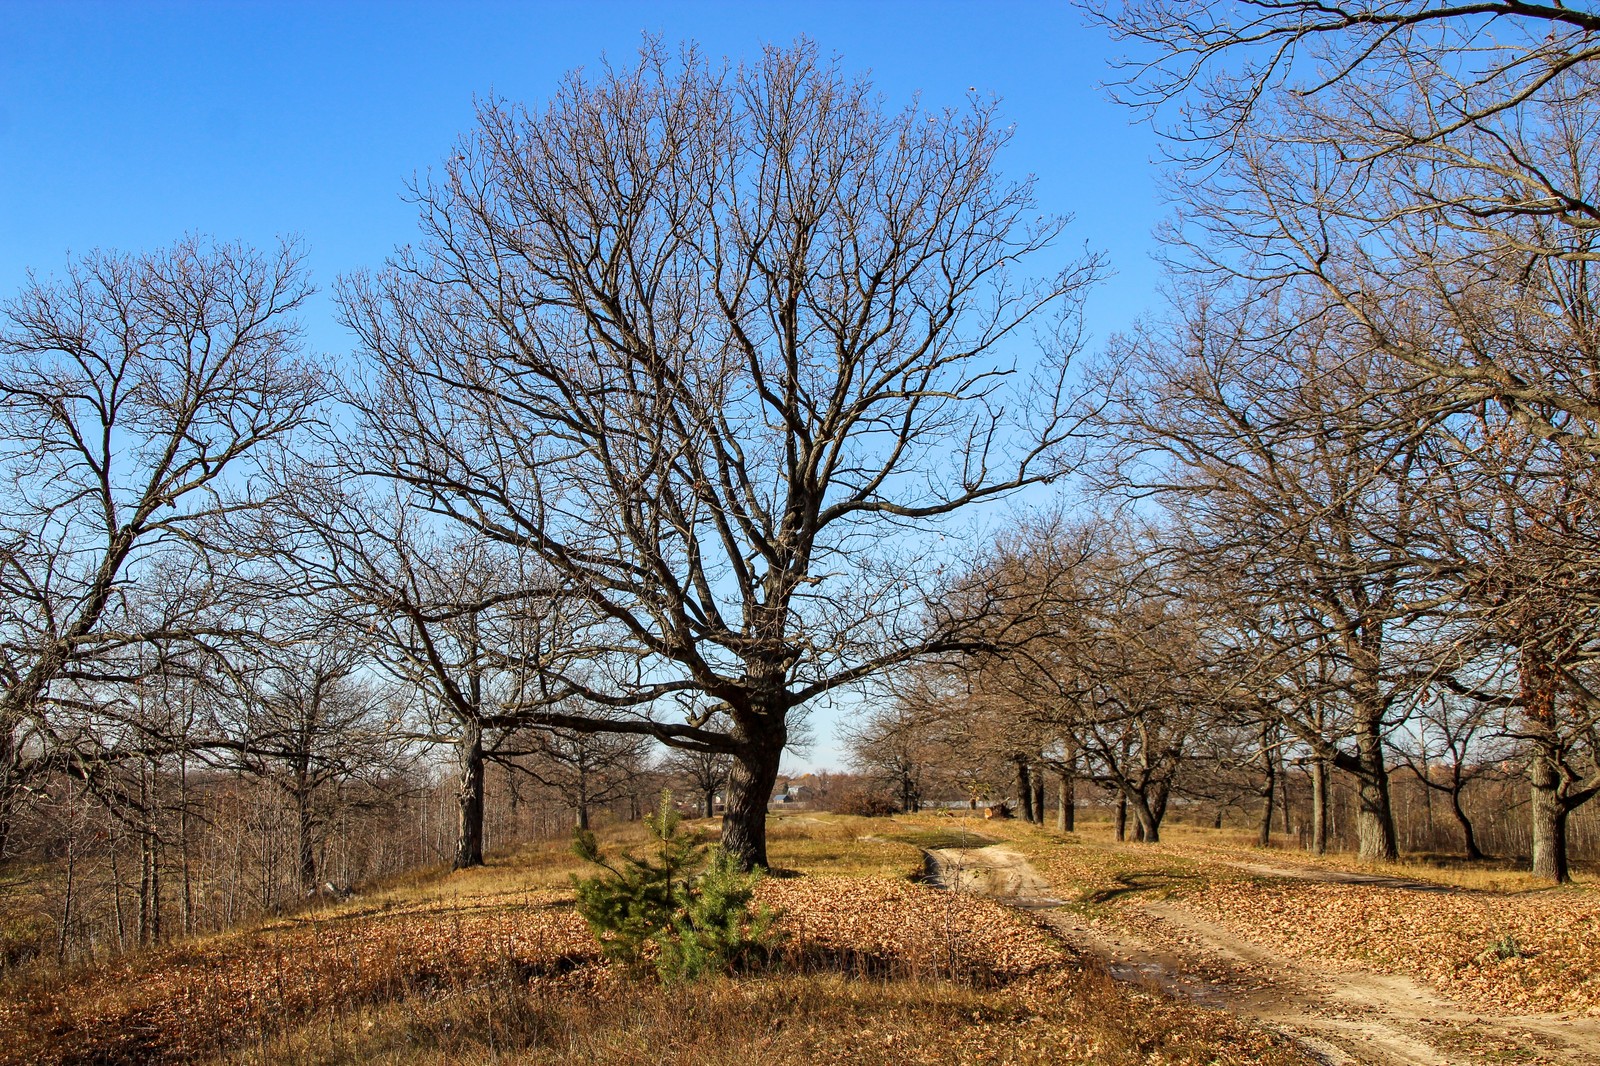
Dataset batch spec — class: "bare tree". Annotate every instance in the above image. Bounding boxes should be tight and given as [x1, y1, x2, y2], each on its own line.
[664, 745, 733, 819]
[338, 41, 1102, 868]
[0, 237, 322, 853]
[1099, 290, 1451, 860]
[505, 726, 653, 830]
[229, 631, 401, 893]
[1389, 687, 1500, 860]
[283, 491, 588, 870]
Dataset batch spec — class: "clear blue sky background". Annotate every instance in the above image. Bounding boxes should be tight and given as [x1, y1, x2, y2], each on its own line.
[1, 1, 1167, 770]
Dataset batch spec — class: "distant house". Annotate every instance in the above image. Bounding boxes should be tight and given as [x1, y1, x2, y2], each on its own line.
[771, 783, 802, 804]
[770, 771, 830, 807]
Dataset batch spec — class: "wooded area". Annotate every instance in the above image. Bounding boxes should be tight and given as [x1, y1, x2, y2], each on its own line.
[5, 7, 1600, 978]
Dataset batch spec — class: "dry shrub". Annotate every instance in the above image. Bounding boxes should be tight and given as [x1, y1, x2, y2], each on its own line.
[830, 789, 899, 818]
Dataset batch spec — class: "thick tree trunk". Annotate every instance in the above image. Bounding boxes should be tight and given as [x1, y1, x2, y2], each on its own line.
[702, 788, 716, 819]
[901, 772, 918, 814]
[1031, 767, 1045, 826]
[721, 736, 782, 870]
[1529, 753, 1570, 883]
[1114, 794, 1127, 842]
[1353, 725, 1399, 862]
[1521, 647, 1570, 882]
[1057, 765, 1075, 832]
[454, 720, 486, 870]
[139, 829, 161, 945]
[1257, 781, 1274, 848]
[1015, 757, 1035, 823]
[1133, 794, 1162, 843]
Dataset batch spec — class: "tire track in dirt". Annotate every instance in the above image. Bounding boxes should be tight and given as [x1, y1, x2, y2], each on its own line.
[922, 845, 1600, 1066]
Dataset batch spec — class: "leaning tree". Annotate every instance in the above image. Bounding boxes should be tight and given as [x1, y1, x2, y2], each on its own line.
[340, 41, 1101, 868]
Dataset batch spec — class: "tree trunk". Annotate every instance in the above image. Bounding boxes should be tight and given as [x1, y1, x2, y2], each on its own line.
[1057, 765, 1075, 832]
[179, 757, 194, 935]
[454, 719, 486, 870]
[1015, 757, 1035, 823]
[1520, 645, 1569, 882]
[1114, 793, 1127, 842]
[1257, 723, 1277, 848]
[1258, 780, 1275, 848]
[1310, 757, 1330, 855]
[702, 788, 715, 819]
[58, 833, 76, 963]
[1352, 724, 1399, 862]
[1031, 766, 1045, 826]
[110, 833, 126, 950]
[1529, 752, 1570, 883]
[721, 734, 782, 870]
[1132, 793, 1171, 845]
[297, 794, 318, 892]
[1450, 785, 1485, 862]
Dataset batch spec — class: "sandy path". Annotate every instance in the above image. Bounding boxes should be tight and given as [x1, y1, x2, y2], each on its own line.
[922, 845, 1600, 1066]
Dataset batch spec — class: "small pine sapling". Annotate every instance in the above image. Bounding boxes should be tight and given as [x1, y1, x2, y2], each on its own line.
[658, 846, 782, 981]
[572, 791, 782, 981]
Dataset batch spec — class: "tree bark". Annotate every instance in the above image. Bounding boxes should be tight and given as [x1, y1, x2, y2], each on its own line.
[297, 794, 318, 892]
[1031, 766, 1046, 827]
[1450, 786, 1485, 862]
[454, 719, 486, 870]
[1529, 751, 1570, 883]
[1057, 765, 1075, 832]
[1114, 793, 1127, 841]
[1015, 757, 1035, 823]
[1257, 723, 1277, 848]
[1133, 795, 1162, 843]
[1310, 756, 1330, 855]
[1521, 650, 1579, 883]
[1351, 724, 1399, 862]
[721, 738, 782, 870]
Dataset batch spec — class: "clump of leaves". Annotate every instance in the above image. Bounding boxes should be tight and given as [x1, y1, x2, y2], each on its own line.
[572, 792, 781, 982]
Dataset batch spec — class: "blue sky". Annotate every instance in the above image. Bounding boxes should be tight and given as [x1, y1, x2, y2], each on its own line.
[1, 1, 1168, 769]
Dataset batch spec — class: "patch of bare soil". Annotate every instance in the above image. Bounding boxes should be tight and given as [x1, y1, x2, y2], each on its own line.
[924, 847, 1600, 1066]
[1227, 860, 1455, 893]
[925, 847, 1059, 901]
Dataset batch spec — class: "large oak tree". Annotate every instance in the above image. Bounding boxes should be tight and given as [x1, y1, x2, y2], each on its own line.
[340, 41, 1100, 867]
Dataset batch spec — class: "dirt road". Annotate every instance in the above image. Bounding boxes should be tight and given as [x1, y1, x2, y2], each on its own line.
[923, 845, 1600, 1066]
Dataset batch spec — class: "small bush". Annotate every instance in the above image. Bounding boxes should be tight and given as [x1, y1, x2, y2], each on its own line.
[1491, 933, 1526, 960]
[572, 792, 781, 982]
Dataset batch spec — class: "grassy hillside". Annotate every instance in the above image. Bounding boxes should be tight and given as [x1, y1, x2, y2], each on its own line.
[0, 812, 1310, 1066]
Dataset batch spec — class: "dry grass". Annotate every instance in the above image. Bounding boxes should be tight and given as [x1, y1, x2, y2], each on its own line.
[763, 812, 928, 878]
[0, 812, 1318, 1066]
[210, 964, 1305, 1066]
